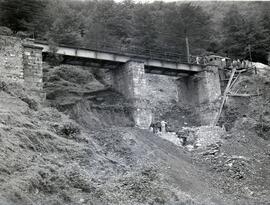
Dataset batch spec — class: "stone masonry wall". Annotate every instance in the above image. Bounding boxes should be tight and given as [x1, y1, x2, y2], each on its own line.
[177, 76, 198, 106]
[145, 74, 178, 106]
[177, 66, 221, 107]
[113, 60, 147, 100]
[23, 45, 43, 91]
[0, 35, 24, 82]
[0, 35, 45, 102]
[195, 65, 221, 104]
[195, 66, 221, 125]
[176, 65, 221, 125]
[23, 44, 45, 102]
[112, 60, 152, 128]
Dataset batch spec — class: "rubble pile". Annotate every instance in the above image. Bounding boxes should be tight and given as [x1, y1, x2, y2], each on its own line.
[172, 126, 225, 149]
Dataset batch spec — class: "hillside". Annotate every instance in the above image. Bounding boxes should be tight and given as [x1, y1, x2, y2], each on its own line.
[1, 0, 270, 63]
[0, 78, 231, 205]
[0, 62, 269, 205]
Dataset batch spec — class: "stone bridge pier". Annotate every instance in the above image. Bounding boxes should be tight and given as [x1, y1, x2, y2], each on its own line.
[177, 65, 221, 124]
[112, 60, 153, 128]
[0, 35, 45, 102]
[112, 60, 221, 128]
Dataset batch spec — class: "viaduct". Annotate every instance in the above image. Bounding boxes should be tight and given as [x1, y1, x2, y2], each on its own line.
[0, 35, 221, 128]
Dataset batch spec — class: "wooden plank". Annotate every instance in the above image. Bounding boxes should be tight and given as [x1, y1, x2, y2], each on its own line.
[227, 93, 261, 97]
[212, 67, 236, 126]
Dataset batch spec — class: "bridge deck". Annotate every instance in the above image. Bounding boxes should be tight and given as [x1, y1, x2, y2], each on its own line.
[34, 41, 203, 73]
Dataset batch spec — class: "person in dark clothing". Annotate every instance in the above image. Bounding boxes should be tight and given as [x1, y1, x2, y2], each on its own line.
[176, 131, 187, 146]
[156, 121, 162, 132]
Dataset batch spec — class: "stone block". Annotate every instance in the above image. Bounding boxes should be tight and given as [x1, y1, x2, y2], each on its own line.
[0, 35, 24, 82]
[112, 60, 153, 128]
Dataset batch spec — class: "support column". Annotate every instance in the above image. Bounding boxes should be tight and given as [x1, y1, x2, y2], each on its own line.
[112, 60, 152, 128]
[22, 43, 46, 102]
[195, 65, 221, 104]
[0, 35, 24, 82]
[177, 65, 221, 125]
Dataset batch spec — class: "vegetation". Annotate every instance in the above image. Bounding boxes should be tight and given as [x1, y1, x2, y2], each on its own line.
[0, 0, 269, 63]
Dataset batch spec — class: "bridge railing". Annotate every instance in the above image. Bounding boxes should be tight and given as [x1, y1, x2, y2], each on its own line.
[36, 39, 206, 65]
[86, 41, 188, 63]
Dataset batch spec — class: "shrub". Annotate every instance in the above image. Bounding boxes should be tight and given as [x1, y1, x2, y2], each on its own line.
[15, 31, 30, 38]
[0, 26, 13, 36]
[0, 81, 8, 92]
[20, 96, 38, 111]
[54, 66, 93, 85]
[58, 122, 80, 139]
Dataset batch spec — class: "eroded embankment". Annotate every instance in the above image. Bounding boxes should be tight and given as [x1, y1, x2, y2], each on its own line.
[42, 63, 270, 204]
[44, 64, 135, 129]
[43, 64, 200, 130]
[1, 63, 269, 205]
[0, 79, 235, 205]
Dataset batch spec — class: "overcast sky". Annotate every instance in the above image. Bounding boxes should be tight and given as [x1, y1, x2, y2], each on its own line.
[124, 0, 268, 2]
[78, 0, 269, 3]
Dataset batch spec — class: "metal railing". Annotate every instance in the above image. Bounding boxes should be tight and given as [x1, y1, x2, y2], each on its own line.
[36, 39, 207, 65]
[83, 41, 188, 63]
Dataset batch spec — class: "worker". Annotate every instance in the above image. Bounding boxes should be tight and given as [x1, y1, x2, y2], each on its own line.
[150, 122, 158, 134]
[160, 120, 167, 133]
[203, 56, 207, 65]
[232, 59, 237, 68]
[149, 122, 154, 133]
[242, 60, 246, 69]
[196, 56, 200, 64]
[176, 131, 187, 146]
[221, 58, 226, 69]
[237, 59, 241, 68]
[181, 136, 187, 146]
[156, 121, 161, 133]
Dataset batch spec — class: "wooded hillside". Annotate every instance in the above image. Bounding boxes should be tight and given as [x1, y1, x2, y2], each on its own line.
[0, 0, 269, 63]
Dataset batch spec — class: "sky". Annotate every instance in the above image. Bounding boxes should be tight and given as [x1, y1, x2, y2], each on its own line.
[79, 0, 270, 3]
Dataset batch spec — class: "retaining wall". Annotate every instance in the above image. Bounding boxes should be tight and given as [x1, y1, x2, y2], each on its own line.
[0, 35, 45, 102]
[0, 36, 24, 82]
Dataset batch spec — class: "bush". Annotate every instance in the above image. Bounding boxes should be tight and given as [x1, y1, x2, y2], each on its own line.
[58, 122, 80, 139]
[54, 66, 93, 85]
[0, 26, 13, 36]
[0, 81, 8, 92]
[15, 31, 31, 39]
[20, 96, 38, 111]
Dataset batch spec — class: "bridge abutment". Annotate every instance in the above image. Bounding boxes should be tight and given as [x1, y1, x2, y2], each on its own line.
[23, 43, 46, 102]
[177, 65, 221, 124]
[0, 35, 45, 102]
[112, 60, 152, 128]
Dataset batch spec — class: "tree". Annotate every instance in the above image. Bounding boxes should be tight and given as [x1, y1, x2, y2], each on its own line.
[222, 5, 247, 59]
[82, 0, 134, 49]
[41, 0, 83, 46]
[259, 5, 270, 63]
[154, 3, 212, 55]
[222, 5, 269, 63]
[132, 3, 157, 50]
[0, 0, 46, 34]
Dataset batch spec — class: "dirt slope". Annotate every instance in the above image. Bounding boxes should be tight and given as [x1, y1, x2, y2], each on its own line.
[0, 84, 234, 205]
[0, 64, 269, 205]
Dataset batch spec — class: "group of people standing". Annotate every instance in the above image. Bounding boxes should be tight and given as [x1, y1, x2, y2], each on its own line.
[149, 121, 188, 146]
[230, 59, 253, 69]
[149, 120, 168, 134]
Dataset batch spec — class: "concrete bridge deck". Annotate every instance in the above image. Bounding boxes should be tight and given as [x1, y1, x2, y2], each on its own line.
[34, 41, 203, 74]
